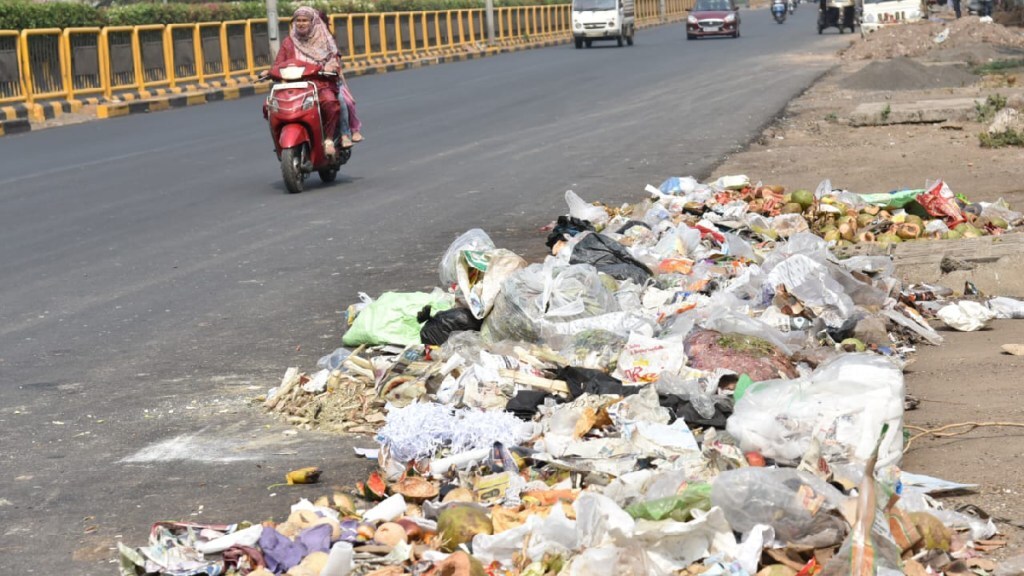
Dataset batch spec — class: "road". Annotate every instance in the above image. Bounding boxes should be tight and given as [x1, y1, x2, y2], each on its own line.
[0, 10, 846, 574]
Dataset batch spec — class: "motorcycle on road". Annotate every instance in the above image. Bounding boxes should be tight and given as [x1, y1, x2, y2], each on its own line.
[772, 0, 787, 22]
[262, 59, 351, 194]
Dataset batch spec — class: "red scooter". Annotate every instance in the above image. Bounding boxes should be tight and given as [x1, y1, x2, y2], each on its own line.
[262, 59, 350, 194]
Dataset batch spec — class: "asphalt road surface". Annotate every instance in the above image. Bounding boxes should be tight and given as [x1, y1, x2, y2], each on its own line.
[0, 11, 847, 574]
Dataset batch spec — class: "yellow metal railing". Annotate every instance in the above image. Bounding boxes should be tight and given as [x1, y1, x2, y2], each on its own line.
[0, 31, 26, 103]
[21, 28, 66, 101]
[1, 2, 690, 105]
[63, 27, 102, 100]
[99, 26, 133, 96]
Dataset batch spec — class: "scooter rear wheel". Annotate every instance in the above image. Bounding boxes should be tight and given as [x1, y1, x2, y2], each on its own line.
[281, 145, 306, 194]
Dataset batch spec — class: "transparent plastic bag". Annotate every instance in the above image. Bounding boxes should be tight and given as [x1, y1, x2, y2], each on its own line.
[481, 261, 617, 344]
[722, 232, 758, 262]
[980, 198, 1023, 226]
[727, 353, 905, 469]
[765, 253, 856, 328]
[565, 190, 610, 227]
[559, 329, 628, 372]
[658, 176, 701, 196]
[711, 467, 848, 548]
[770, 213, 810, 238]
[438, 229, 495, 291]
[655, 372, 716, 419]
[439, 330, 485, 364]
[317, 347, 353, 370]
[814, 178, 833, 199]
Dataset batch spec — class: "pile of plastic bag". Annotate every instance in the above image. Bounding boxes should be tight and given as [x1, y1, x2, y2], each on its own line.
[121, 176, 1024, 576]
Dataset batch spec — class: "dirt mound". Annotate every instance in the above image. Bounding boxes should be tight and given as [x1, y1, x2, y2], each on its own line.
[926, 42, 1024, 64]
[842, 16, 1024, 60]
[841, 56, 979, 89]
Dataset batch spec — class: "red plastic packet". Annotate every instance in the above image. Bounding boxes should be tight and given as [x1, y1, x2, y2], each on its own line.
[915, 180, 966, 227]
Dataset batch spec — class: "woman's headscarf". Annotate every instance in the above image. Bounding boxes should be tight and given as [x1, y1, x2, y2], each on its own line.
[290, 6, 338, 64]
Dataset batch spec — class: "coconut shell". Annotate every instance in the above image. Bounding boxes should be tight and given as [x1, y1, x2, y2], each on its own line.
[896, 223, 921, 240]
[437, 504, 493, 553]
[791, 189, 814, 209]
[299, 551, 329, 574]
[374, 522, 409, 547]
[333, 492, 356, 515]
[441, 486, 475, 504]
[391, 476, 439, 502]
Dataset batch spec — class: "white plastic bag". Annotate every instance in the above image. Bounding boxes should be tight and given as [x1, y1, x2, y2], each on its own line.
[612, 333, 686, 384]
[565, 190, 610, 227]
[988, 296, 1024, 319]
[937, 300, 996, 332]
[727, 353, 905, 469]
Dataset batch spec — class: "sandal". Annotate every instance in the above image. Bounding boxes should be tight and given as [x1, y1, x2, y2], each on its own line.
[324, 138, 336, 157]
[340, 134, 354, 148]
[351, 132, 364, 143]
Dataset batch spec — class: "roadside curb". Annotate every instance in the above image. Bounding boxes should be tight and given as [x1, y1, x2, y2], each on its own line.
[0, 118, 32, 136]
[96, 80, 272, 119]
[1, 16, 686, 137]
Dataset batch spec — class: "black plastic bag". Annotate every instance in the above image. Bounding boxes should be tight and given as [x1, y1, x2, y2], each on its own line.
[418, 305, 483, 346]
[615, 220, 652, 235]
[658, 394, 733, 429]
[546, 215, 596, 249]
[554, 366, 633, 399]
[506, 389, 563, 420]
[569, 233, 652, 285]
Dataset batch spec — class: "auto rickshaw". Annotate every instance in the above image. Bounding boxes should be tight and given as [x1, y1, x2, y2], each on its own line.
[818, 0, 856, 33]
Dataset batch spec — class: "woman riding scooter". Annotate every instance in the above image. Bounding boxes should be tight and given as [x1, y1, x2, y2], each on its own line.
[271, 6, 352, 156]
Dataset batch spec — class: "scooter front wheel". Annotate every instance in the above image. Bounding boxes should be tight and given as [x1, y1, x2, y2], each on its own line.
[318, 168, 338, 183]
[281, 145, 306, 194]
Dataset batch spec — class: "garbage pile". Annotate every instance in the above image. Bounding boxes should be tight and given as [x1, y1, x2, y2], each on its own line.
[122, 175, 1024, 576]
[842, 16, 1024, 61]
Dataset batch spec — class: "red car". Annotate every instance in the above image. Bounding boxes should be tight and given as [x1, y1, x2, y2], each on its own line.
[687, 0, 741, 39]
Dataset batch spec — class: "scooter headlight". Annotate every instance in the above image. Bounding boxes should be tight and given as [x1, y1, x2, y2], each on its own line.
[302, 96, 316, 111]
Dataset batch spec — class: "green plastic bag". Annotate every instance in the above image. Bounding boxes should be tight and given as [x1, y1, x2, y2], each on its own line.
[625, 483, 712, 522]
[342, 291, 453, 347]
[858, 188, 924, 208]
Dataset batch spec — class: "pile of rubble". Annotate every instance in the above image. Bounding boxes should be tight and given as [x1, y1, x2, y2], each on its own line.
[842, 16, 1024, 61]
[121, 176, 1024, 576]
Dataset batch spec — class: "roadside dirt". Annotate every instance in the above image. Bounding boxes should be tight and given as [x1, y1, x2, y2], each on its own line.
[713, 15, 1024, 559]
